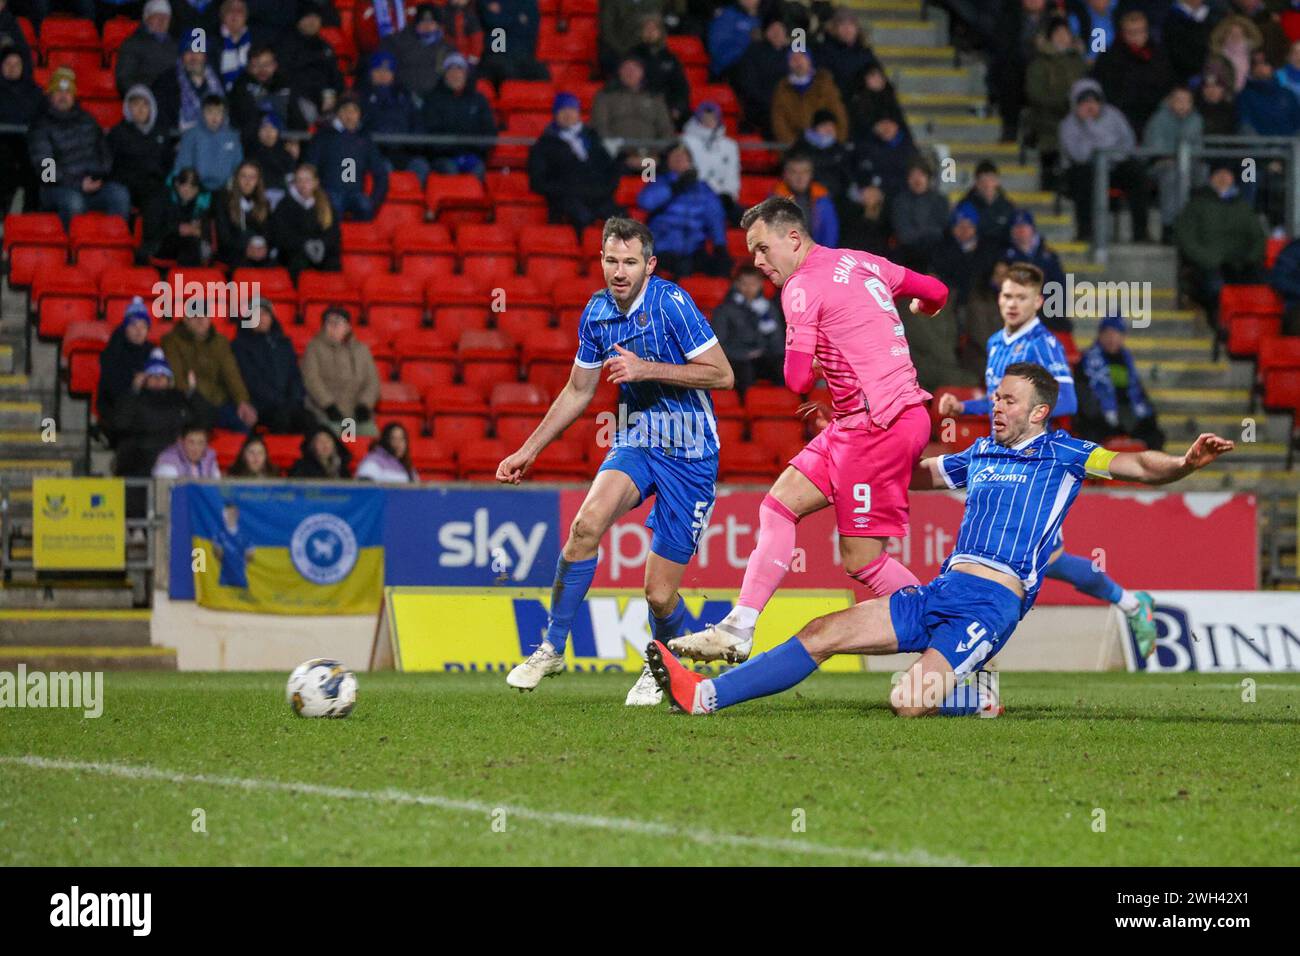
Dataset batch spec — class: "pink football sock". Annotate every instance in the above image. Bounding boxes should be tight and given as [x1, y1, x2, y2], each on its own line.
[849, 552, 921, 599]
[736, 495, 800, 615]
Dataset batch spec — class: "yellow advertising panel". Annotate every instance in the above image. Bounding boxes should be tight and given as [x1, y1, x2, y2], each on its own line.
[32, 477, 125, 570]
[382, 587, 864, 675]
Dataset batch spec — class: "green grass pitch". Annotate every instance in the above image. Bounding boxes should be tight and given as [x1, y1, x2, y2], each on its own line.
[2, 671, 1297, 866]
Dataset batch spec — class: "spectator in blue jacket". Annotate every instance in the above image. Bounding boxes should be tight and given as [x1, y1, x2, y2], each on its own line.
[304, 92, 389, 221]
[1003, 209, 1070, 330]
[1237, 50, 1300, 135]
[173, 94, 243, 192]
[357, 50, 430, 184]
[637, 143, 731, 278]
[1075, 315, 1165, 449]
[774, 151, 838, 247]
[418, 52, 495, 178]
[1269, 235, 1300, 336]
[707, 0, 761, 80]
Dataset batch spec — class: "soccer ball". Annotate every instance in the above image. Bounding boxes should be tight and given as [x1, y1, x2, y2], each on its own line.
[286, 659, 357, 718]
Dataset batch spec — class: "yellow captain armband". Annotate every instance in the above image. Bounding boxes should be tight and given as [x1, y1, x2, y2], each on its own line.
[1084, 447, 1118, 479]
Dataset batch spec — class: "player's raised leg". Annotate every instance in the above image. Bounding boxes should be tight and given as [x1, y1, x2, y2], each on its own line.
[1041, 546, 1157, 655]
[506, 469, 642, 691]
[669, 465, 827, 663]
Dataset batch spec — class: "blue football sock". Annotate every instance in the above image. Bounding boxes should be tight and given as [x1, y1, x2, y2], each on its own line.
[1043, 551, 1123, 604]
[939, 676, 982, 716]
[543, 555, 598, 653]
[649, 596, 687, 642]
[710, 636, 818, 710]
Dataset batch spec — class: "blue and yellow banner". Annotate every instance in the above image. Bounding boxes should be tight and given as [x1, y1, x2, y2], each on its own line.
[186, 485, 384, 614]
[33, 477, 125, 570]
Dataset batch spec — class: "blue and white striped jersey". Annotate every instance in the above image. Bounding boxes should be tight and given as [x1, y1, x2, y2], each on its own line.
[938, 429, 1116, 614]
[575, 274, 721, 460]
[962, 317, 1078, 418]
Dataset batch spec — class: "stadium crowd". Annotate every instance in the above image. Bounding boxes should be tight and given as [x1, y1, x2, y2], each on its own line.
[7, 0, 1300, 480]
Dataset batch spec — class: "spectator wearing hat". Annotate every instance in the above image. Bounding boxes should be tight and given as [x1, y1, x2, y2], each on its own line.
[1004, 210, 1066, 302]
[478, 0, 547, 86]
[591, 54, 675, 170]
[786, 109, 852, 199]
[356, 422, 417, 482]
[229, 45, 304, 136]
[1058, 78, 1149, 243]
[1143, 85, 1203, 243]
[232, 300, 313, 433]
[353, 1, 418, 58]
[381, 2, 454, 100]
[1075, 315, 1165, 449]
[733, 16, 790, 138]
[419, 52, 496, 177]
[0, 48, 42, 214]
[279, 1, 344, 122]
[437, 0, 483, 63]
[115, 349, 216, 477]
[98, 296, 157, 441]
[708, 0, 761, 82]
[598, 0, 663, 73]
[152, 422, 221, 478]
[1093, 10, 1176, 134]
[173, 93, 242, 192]
[1238, 49, 1300, 135]
[958, 159, 1016, 248]
[637, 143, 730, 279]
[681, 101, 740, 225]
[771, 49, 847, 147]
[934, 202, 998, 316]
[1024, 16, 1086, 191]
[631, 14, 690, 127]
[1174, 160, 1266, 330]
[528, 92, 621, 231]
[161, 298, 256, 432]
[152, 166, 213, 264]
[109, 85, 171, 257]
[846, 62, 908, 143]
[814, 8, 879, 104]
[28, 67, 131, 227]
[0, 0, 32, 72]
[213, 160, 273, 267]
[774, 151, 838, 247]
[116, 0, 177, 94]
[356, 50, 429, 184]
[710, 265, 784, 395]
[1163, 0, 1221, 83]
[243, 111, 296, 204]
[288, 425, 352, 478]
[152, 28, 225, 133]
[1193, 63, 1239, 135]
[889, 158, 949, 274]
[301, 307, 381, 437]
[303, 92, 388, 221]
[270, 162, 340, 276]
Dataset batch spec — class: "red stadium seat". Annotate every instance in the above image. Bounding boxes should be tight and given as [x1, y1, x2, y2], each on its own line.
[394, 222, 456, 280]
[457, 437, 510, 480]
[62, 320, 110, 397]
[1220, 284, 1284, 321]
[490, 112, 550, 168]
[408, 436, 457, 480]
[33, 266, 99, 340]
[739, 175, 779, 209]
[714, 417, 745, 448]
[459, 329, 519, 392]
[298, 270, 363, 327]
[373, 199, 425, 239]
[529, 440, 590, 481]
[208, 429, 246, 470]
[678, 276, 730, 313]
[665, 34, 708, 67]
[1258, 334, 1300, 410]
[102, 18, 137, 57]
[750, 418, 805, 452]
[457, 222, 520, 284]
[1266, 235, 1289, 270]
[362, 273, 425, 338]
[491, 381, 548, 416]
[744, 383, 800, 420]
[427, 274, 492, 334]
[377, 381, 426, 435]
[397, 328, 458, 390]
[4, 213, 68, 288]
[99, 265, 161, 323]
[718, 443, 776, 483]
[425, 174, 491, 224]
[498, 80, 557, 113]
[690, 84, 740, 121]
[492, 277, 552, 339]
[518, 224, 581, 266]
[232, 266, 296, 321]
[495, 415, 544, 447]
[340, 221, 393, 282]
[1227, 314, 1281, 358]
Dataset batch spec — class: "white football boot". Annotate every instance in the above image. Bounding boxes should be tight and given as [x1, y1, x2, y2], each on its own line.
[506, 641, 565, 691]
[667, 621, 754, 663]
[624, 663, 663, 706]
[975, 670, 1004, 718]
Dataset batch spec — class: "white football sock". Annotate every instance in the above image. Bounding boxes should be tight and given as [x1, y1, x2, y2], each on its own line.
[723, 605, 760, 631]
[1117, 591, 1141, 615]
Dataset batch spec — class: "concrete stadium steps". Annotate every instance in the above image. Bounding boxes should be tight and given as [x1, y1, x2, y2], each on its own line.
[1161, 412, 1293, 445]
[1135, 359, 1252, 390]
[0, 400, 42, 431]
[0, 344, 14, 375]
[0, 645, 176, 671]
[865, 18, 945, 48]
[1147, 387, 1250, 415]
[0, 609, 152, 646]
[894, 66, 984, 97]
[909, 112, 1001, 144]
[898, 91, 986, 114]
[0, 581, 136, 610]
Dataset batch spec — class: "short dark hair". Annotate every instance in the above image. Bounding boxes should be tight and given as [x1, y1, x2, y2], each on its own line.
[734, 264, 764, 282]
[974, 159, 998, 178]
[601, 217, 654, 260]
[1004, 262, 1044, 291]
[202, 94, 226, 110]
[740, 196, 808, 235]
[1003, 362, 1059, 413]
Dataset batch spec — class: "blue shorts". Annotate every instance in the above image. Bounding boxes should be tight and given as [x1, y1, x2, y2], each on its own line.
[889, 571, 1023, 676]
[598, 444, 717, 565]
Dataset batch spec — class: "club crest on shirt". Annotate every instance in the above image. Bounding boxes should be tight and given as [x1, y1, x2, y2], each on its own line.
[635, 311, 650, 327]
[1021, 446, 1038, 457]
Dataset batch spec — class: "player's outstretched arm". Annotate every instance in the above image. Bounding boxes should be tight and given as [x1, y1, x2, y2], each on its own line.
[898, 268, 949, 316]
[495, 364, 600, 484]
[1106, 433, 1235, 485]
[913, 457, 950, 489]
[605, 342, 734, 390]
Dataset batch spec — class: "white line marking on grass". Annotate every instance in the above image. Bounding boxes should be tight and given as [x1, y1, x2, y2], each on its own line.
[1, 755, 971, 866]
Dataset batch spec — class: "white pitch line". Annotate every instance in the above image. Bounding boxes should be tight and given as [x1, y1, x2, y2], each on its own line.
[1, 754, 970, 867]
